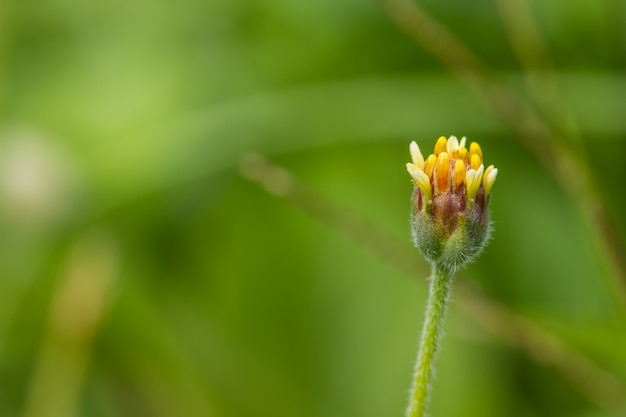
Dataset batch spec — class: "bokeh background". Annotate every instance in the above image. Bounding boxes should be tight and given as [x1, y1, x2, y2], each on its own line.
[1, 0, 626, 416]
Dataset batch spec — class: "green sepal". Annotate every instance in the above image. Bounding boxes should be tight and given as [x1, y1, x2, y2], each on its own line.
[411, 203, 491, 271]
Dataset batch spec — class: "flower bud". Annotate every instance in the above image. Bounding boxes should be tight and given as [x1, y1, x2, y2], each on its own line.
[406, 137, 498, 270]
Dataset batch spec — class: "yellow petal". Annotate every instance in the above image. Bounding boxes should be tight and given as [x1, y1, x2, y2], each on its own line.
[407, 164, 432, 200]
[483, 165, 498, 194]
[454, 159, 465, 189]
[435, 152, 450, 193]
[470, 153, 482, 170]
[465, 164, 484, 200]
[469, 142, 483, 162]
[423, 154, 437, 178]
[457, 147, 468, 163]
[434, 136, 447, 155]
[446, 136, 459, 154]
[409, 141, 425, 169]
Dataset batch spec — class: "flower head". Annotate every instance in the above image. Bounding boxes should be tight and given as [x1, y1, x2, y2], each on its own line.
[406, 136, 498, 269]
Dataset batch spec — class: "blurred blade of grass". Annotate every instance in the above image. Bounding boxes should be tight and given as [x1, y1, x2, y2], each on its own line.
[22, 233, 118, 417]
[495, 0, 582, 148]
[457, 283, 626, 413]
[97, 278, 217, 417]
[84, 73, 626, 207]
[84, 75, 498, 205]
[98, 272, 319, 417]
[0, 0, 12, 118]
[154, 304, 323, 417]
[378, 0, 626, 311]
[240, 153, 626, 414]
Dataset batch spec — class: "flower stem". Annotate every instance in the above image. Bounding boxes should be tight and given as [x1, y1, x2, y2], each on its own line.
[406, 263, 454, 417]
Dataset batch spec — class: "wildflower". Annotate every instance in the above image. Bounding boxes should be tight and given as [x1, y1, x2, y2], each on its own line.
[406, 136, 498, 269]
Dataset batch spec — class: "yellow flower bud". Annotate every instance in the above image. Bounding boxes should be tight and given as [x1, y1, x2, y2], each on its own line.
[407, 137, 497, 221]
[406, 136, 497, 268]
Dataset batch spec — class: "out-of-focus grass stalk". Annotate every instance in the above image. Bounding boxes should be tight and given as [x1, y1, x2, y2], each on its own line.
[493, 0, 626, 324]
[378, 0, 626, 310]
[494, 0, 580, 144]
[458, 282, 626, 412]
[22, 234, 118, 417]
[494, 0, 580, 141]
[0, 0, 12, 117]
[240, 154, 626, 414]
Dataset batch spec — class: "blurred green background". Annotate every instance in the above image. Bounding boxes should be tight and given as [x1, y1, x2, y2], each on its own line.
[1, 0, 626, 416]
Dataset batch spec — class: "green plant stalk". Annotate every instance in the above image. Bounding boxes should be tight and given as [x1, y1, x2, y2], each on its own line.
[406, 263, 454, 417]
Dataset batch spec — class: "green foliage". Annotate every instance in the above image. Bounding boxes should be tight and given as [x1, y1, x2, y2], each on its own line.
[0, 0, 625, 416]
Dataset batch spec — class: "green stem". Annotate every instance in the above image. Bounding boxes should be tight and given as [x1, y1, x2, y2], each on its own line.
[406, 263, 454, 417]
